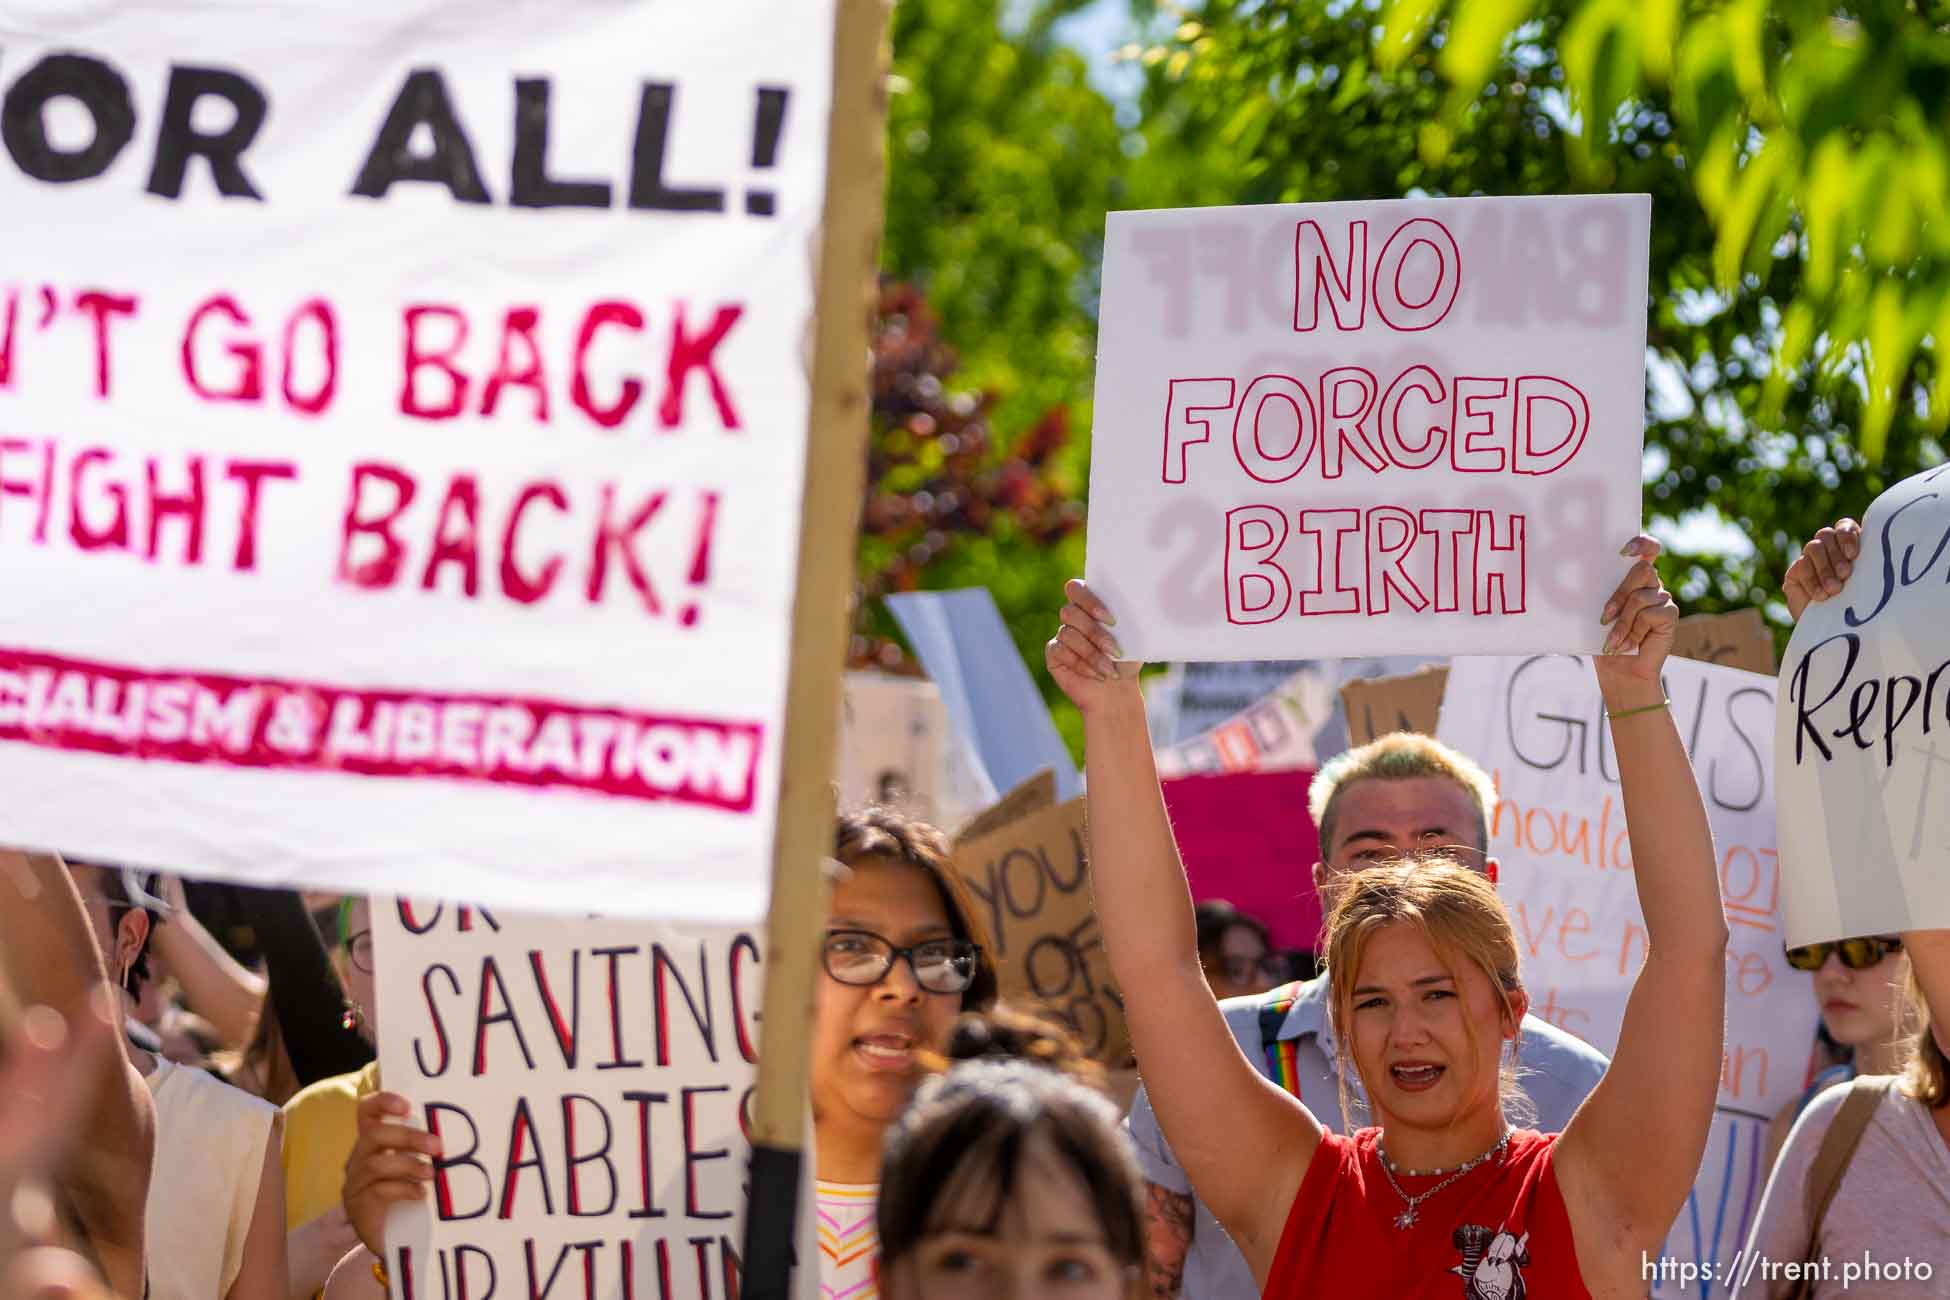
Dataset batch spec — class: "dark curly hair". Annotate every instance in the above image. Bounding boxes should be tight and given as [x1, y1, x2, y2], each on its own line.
[833, 807, 1000, 1011]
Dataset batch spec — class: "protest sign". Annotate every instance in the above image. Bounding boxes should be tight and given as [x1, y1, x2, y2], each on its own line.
[1777, 465, 1950, 945]
[1439, 654, 1815, 1298]
[1161, 769, 1322, 951]
[1084, 195, 1650, 662]
[955, 769, 1057, 844]
[1154, 664, 1331, 779]
[1672, 608, 1776, 676]
[373, 902, 781, 1300]
[836, 673, 945, 824]
[1339, 665, 1451, 747]
[0, 0, 862, 924]
[951, 797, 1128, 1062]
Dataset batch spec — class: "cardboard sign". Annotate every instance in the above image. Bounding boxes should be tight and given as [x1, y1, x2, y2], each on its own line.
[1777, 465, 1950, 945]
[1672, 608, 1776, 676]
[1084, 195, 1650, 662]
[836, 673, 946, 824]
[1154, 664, 1331, 779]
[956, 769, 1057, 844]
[1340, 665, 1451, 747]
[1438, 654, 1815, 1296]
[951, 797, 1128, 1063]
[373, 903, 774, 1300]
[0, 2, 839, 921]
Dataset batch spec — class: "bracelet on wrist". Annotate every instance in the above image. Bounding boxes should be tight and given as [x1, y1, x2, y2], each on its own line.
[371, 1256, 389, 1291]
[1605, 697, 1670, 721]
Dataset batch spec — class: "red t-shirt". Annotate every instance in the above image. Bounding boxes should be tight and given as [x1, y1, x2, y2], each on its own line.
[1264, 1128, 1591, 1300]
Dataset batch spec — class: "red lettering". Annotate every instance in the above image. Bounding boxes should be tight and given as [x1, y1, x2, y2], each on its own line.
[339, 463, 418, 588]
[572, 302, 645, 429]
[73, 291, 138, 399]
[659, 303, 742, 430]
[421, 475, 482, 597]
[1292, 219, 1367, 332]
[69, 448, 129, 551]
[281, 299, 339, 415]
[145, 456, 206, 564]
[181, 295, 264, 402]
[400, 305, 470, 420]
[586, 486, 667, 612]
[500, 483, 569, 604]
[1224, 505, 1290, 625]
[226, 461, 296, 571]
[480, 306, 549, 421]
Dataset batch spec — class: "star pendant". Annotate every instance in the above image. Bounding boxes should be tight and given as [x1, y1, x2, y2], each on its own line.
[1395, 1209, 1417, 1230]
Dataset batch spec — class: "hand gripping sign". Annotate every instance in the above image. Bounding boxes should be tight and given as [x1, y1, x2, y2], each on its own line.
[1777, 464, 1950, 946]
[1085, 195, 1650, 662]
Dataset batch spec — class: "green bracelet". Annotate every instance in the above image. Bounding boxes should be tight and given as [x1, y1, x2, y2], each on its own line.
[1606, 697, 1670, 721]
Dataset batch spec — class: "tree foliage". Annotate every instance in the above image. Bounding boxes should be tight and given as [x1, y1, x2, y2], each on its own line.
[1124, 1, 1945, 629]
[855, 0, 1125, 724]
[1372, 0, 1950, 462]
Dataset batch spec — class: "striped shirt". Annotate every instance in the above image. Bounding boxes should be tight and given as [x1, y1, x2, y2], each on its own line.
[815, 1180, 879, 1299]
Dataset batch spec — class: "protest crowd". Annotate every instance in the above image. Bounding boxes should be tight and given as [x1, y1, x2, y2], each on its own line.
[5, 4, 1950, 1300]
[2, 510, 1946, 1300]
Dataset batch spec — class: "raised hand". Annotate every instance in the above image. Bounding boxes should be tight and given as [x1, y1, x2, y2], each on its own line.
[1595, 535, 1679, 696]
[1781, 518, 1861, 621]
[1044, 579, 1141, 713]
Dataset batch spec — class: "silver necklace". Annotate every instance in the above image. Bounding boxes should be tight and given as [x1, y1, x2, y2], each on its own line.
[1376, 1130, 1510, 1230]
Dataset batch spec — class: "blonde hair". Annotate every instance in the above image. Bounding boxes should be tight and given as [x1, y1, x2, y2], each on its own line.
[1899, 966, 1948, 1109]
[1309, 732, 1499, 854]
[1324, 858, 1534, 1131]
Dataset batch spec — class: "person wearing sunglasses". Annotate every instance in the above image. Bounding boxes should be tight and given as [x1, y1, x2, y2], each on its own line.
[1762, 937, 1909, 1168]
[1194, 900, 1287, 1002]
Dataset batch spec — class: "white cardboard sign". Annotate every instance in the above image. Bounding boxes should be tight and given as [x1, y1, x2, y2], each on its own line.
[1439, 654, 1815, 1297]
[1776, 464, 1950, 946]
[1085, 195, 1650, 661]
[0, 1, 836, 919]
[373, 902, 772, 1300]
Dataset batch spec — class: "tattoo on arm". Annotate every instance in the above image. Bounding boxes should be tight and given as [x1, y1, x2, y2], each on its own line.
[1144, 1182, 1195, 1299]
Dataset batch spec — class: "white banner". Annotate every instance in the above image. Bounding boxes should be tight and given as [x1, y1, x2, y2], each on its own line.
[1439, 654, 1816, 1299]
[1776, 464, 1950, 945]
[1084, 195, 1649, 662]
[0, 1, 837, 918]
[373, 902, 774, 1300]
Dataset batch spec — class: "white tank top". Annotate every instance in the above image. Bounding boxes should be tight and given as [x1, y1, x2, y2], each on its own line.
[144, 1058, 278, 1300]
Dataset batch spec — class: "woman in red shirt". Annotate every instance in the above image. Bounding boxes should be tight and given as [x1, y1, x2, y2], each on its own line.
[1046, 535, 1727, 1299]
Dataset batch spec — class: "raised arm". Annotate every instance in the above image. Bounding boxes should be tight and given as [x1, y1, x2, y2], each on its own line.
[1555, 539, 1730, 1264]
[1047, 580, 1319, 1279]
[149, 873, 268, 1049]
[0, 850, 156, 1299]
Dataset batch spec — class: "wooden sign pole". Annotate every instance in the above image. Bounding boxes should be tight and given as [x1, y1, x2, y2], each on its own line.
[741, 1, 891, 1295]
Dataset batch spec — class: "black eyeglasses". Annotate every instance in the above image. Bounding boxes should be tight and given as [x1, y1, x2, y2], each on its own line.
[1784, 936, 1902, 972]
[345, 929, 374, 975]
[822, 929, 982, 995]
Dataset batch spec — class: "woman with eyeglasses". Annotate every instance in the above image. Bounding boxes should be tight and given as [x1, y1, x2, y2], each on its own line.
[331, 812, 996, 1300]
[811, 809, 999, 1299]
[1763, 935, 1908, 1168]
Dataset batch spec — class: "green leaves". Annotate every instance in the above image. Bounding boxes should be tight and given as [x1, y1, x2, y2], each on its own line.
[1378, 0, 1950, 462]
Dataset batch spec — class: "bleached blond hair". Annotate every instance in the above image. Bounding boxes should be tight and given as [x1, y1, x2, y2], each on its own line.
[1309, 732, 1499, 854]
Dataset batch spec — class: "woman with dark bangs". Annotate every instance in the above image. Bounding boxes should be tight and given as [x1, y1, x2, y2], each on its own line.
[877, 1059, 1146, 1300]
